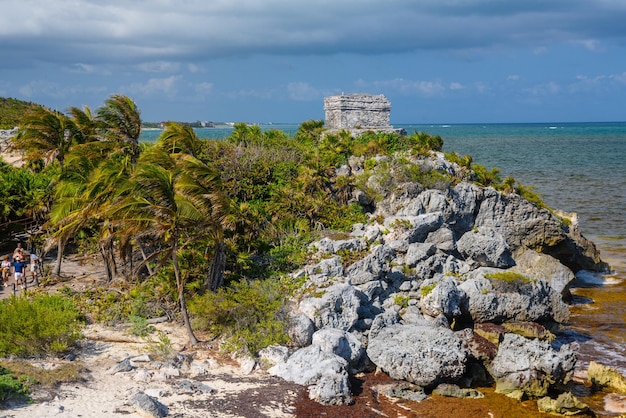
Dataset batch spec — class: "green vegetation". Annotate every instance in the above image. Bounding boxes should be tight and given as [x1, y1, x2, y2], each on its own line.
[484, 271, 535, 284]
[188, 278, 291, 355]
[0, 294, 84, 357]
[420, 283, 437, 297]
[0, 360, 87, 405]
[0, 365, 30, 403]
[1, 93, 555, 356]
[0, 97, 41, 129]
[394, 294, 410, 309]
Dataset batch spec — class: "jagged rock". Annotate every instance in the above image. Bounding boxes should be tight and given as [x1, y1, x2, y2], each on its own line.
[425, 226, 456, 252]
[404, 242, 437, 267]
[109, 358, 135, 374]
[268, 345, 352, 405]
[588, 361, 626, 394]
[456, 227, 514, 268]
[537, 392, 590, 415]
[419, 276, 465, 320]
[512, 249, 575, 296]
[346, 244, 396, 285]
[133, 368, 152, 382]
[432, 383, 484, 399]
[308, 371, 353, 405]
[312, 328, 366, 373]
[287, 312, 315, 347]
[488, 333, 576, 398]
[129, 391, 168, 417]
[473, 323, 506, 345]
[367, 323, 468, 387]
[455, 328, 498, 362]
[459, 272, 570, 324]
[304, 256, 344, 282]
[374, 382, 428, 402]
[474, 188, 604, 272]
[299, 283, 364, 331]
[368, 311, 400, 340]
[502, 322, 555, 341]
[258, 345, 289, 368]
[175, 380, 215, 395]
[237, 356, 256, 375]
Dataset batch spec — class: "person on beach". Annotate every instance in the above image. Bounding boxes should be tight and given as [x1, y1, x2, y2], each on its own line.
[1, 256, 11, 287]
[13, 257, 26, 289]
[30, 251, 39, 282]
[12, 243, 23, 262]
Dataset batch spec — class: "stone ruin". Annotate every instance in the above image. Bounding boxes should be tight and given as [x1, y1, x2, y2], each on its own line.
[323, 93, 405, 135]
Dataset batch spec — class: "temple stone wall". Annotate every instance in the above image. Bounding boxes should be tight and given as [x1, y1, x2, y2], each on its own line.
[324, 94, 391, 129]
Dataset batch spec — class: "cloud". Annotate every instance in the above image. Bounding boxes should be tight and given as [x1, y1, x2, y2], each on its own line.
[287, 82, 320, 101]
[525, 81, 561, 96]
[2, 0, 626, 68]
[194, 82, 214, 94]
[135, 61, 181, 73]
[507, 75, 520, 81]
[123, 76, 181, 97]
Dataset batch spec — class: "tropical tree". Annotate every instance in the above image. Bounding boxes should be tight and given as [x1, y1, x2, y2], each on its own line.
[96, 94, 142, 164]
[158, 122, 201, 157]
[13, 106, 75, 170]
[109, 147, 228, 345]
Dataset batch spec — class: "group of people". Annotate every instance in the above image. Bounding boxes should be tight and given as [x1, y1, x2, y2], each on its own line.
[0, 243, 39, 289]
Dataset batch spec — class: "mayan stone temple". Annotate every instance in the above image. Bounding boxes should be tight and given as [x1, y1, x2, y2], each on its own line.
[323, 93, 405, 135]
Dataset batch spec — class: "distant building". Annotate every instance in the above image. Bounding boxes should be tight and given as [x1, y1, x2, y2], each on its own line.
[323, 93, 404, 135]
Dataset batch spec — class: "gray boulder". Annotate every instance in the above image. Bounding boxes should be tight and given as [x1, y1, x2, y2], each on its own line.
[287, 312, 315, 347]
[488, 333, 576, 398]
[512, 249, 575, 296]
[312, 328, 366, 373]
[419, 277, 465, 320]
[299, 283, 364, 331]
[268, 345, 352, 405]
[346, 244, 396, 285]
[129, 391, 168, 417]
[459, 272, 570, 324]
[456, 227, 514, 268]
[367, 323, 468, 387]
[405, 243, 437, 267]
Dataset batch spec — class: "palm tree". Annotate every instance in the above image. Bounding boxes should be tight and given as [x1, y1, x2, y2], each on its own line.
[157, 122, 201, 157]
[96, 94, 142, 164]
[14, 106, 75, 170]
[67, 105, 99, 145]
[110, 147, 228, 345]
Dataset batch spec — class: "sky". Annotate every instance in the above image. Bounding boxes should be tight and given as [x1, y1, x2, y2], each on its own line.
[1, 1, 626, 124]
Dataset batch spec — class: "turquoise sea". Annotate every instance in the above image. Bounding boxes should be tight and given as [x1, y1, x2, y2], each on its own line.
[142, 122, 626, 378]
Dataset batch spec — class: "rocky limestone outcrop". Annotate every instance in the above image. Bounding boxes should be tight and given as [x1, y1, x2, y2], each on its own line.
[267, 150, 607, 411]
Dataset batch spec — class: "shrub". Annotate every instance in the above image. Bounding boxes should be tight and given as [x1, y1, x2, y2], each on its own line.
[0, 294, 84, 357]
[0, 365, 30, 403]
[188, 278, 292, 355]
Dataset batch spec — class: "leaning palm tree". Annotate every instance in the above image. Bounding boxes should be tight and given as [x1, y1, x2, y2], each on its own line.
[109, 147, 228, 345]
[13, 106, 75, 170]
[96, 94, 142, 164]
[157, 122, 201, 158]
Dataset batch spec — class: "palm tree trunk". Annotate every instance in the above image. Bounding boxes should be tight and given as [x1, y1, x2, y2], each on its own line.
[172, 243, 198, 346]
[206, 239, 225, 292]
[137, 241, 154, 276]
[100, 243, 114, 282]
[53, 239, 64, 276]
